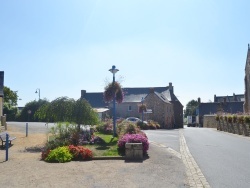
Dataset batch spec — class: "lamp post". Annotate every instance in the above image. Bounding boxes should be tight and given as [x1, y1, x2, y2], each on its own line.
[35, 88, 40, 101]
[141, 97, 144, 123]
[109, 65, 119, 137]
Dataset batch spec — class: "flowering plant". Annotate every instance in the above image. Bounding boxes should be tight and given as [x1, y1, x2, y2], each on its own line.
[103, 81, 124, 103]
[118, 133, 149, 154]
[68, 145, 93, 160]
[138, 104, 147, 113]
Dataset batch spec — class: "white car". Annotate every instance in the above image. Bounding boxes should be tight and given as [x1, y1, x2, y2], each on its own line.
[126, 117, 148, 124]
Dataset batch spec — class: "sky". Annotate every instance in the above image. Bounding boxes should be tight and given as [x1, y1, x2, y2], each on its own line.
[1, 0, 250, 108]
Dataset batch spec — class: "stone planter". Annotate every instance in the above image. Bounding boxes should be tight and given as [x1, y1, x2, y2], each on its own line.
[242, 124, 249, 136]
[230, 123, 235, 134]
[238, 124, 242, 135]
[125, 143, 143, 160]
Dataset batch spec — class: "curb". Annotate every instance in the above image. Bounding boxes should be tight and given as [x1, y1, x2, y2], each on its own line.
[92, 156, 125, 160]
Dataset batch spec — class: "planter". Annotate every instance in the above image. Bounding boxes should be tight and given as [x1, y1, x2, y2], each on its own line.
[125, 143, 143, 160]
[231, 123, 235, 134]
[242, 124, 249, 136]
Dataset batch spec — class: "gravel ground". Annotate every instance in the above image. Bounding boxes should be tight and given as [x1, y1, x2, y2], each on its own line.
[0, 126, 189, 188]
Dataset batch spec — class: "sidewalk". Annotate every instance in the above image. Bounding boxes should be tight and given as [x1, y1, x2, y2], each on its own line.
[0, 127, 189, 188]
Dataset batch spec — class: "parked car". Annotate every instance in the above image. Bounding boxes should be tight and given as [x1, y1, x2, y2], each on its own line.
[126, 117, 148, 124]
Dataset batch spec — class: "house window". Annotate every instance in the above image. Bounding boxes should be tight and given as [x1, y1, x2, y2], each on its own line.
[128, 105, 132, 111]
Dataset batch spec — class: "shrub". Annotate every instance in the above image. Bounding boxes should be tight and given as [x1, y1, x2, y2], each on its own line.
[232, 115, 237, 123]
[117, 121, 141, 136]
[215, 115, 220, 121]
[68, 145, 93, 160]
[224, 116, 228, 122]
[96, 119, 113, 134]
[118, 133, 149, 154]
[244, 116, 250, 124]
[227, 116, 233, 123]
[45, 146, 73, 163]
[137, 121, 148, 130]
[237, 116, 244, 124]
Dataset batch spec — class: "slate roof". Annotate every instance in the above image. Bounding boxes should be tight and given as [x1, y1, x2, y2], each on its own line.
[214, 94, 244, 102]
[122, 86, 180, 103]
[198, 101, 244, 115]
[81, 85, 182, 108]
[82, 92, 108, 108]
[0, 71, 4, 97]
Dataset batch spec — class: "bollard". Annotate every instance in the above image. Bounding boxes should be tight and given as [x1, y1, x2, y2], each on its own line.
[6, 133, 9, 161]
[26, 123, 28, 137]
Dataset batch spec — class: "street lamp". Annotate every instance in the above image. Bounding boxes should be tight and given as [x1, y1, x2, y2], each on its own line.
[109, 65, 119, 137]
[35, 88, 40, 101]
[141, 97, 145, 123]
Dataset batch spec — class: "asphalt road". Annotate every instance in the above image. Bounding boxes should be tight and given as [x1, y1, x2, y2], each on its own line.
[144, 129, 180, 152]
[6, 122, 54, 134]
[184, 127, 250, 188]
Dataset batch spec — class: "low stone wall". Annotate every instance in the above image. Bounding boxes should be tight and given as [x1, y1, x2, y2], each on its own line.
[203, 115, 217, 128]
[204, 115, 250, 137]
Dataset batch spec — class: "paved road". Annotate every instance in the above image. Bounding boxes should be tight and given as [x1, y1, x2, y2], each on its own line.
[6, 121, 54, 134]
[184, 127, 250, 188]
[144, 129, 180, 152]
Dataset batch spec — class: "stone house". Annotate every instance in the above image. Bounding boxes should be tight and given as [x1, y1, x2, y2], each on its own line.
[196, 94, 244, 126]
[0, 71, 4, 116]
[244, 44, 250, 113]
[81, 82, 183, 129]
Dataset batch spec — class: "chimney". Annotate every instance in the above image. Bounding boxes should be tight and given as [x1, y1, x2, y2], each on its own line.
[198, 97, 201, 104]
[233, 93, 236, 101]
[81, 90, 86, 98]
[169, 82, 174, 93]
[214, 95, 216, 102]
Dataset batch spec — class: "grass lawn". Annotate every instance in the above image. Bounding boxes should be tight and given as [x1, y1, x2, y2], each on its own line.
[84, 132, 124, 157]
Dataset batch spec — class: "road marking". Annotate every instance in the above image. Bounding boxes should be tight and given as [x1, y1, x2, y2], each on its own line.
[149, 141, 181, 159]
[179, 129, 211, 188]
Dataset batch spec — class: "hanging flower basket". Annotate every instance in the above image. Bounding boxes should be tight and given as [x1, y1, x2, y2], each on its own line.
[138, 104, 147, 113]
[103, 81, 124, 103]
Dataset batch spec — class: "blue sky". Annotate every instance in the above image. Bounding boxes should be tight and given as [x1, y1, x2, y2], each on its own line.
[1, 0, 250, 108]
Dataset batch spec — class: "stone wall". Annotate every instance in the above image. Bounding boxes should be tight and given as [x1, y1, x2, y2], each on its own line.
[145, 92, 174, 128]
[203, 115, 217, 128]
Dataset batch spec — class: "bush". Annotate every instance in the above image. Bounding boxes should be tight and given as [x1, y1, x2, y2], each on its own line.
[117, 121, 141, 136]
[118, 133, 149, 154]
[137, 121, 148, 130]
[95, 119, 113, 134]
[215, 115, 220, 121]
[45, 146, 73, 163]
[244, 116, 250, 124]
[237, 116, 244, 124]
[227, 116, 233, 123]
[232, 115, 237, 123]
[147, 120, 160, 129]
[68, 145, 93, 160]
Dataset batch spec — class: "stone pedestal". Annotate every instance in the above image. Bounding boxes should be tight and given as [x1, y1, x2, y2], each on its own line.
[125, 143, 143, 160]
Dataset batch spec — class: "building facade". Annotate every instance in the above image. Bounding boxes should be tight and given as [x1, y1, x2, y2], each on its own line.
[81, 82, 183, 128]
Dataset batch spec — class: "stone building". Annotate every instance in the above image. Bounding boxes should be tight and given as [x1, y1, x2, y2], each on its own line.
[197, 94, 244, 126]
[81, 82, 183, 129]
[244, 44, 250, 113]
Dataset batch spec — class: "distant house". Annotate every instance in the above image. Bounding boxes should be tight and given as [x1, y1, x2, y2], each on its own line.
[0, 71, 4, 116]
[197, 94, 244, 126]
[81, 82, 183, 129]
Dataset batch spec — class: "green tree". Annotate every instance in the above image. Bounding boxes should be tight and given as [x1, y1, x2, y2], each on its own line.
[184, 100, 199, 118]
[73, 98, 99, 128]
[17, 99, 48, 122]
[3, 86, 18, 106]
[3, 86, 19, 120]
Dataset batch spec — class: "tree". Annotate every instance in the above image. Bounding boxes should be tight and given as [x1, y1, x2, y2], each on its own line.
[35, 97, 99, 125]
[3, 86, 19, 120]
[184, 100, 199, 118]
[3, 86, 18, 106]
[73, 98, 99, 128]
[17, 99, 48, 122]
